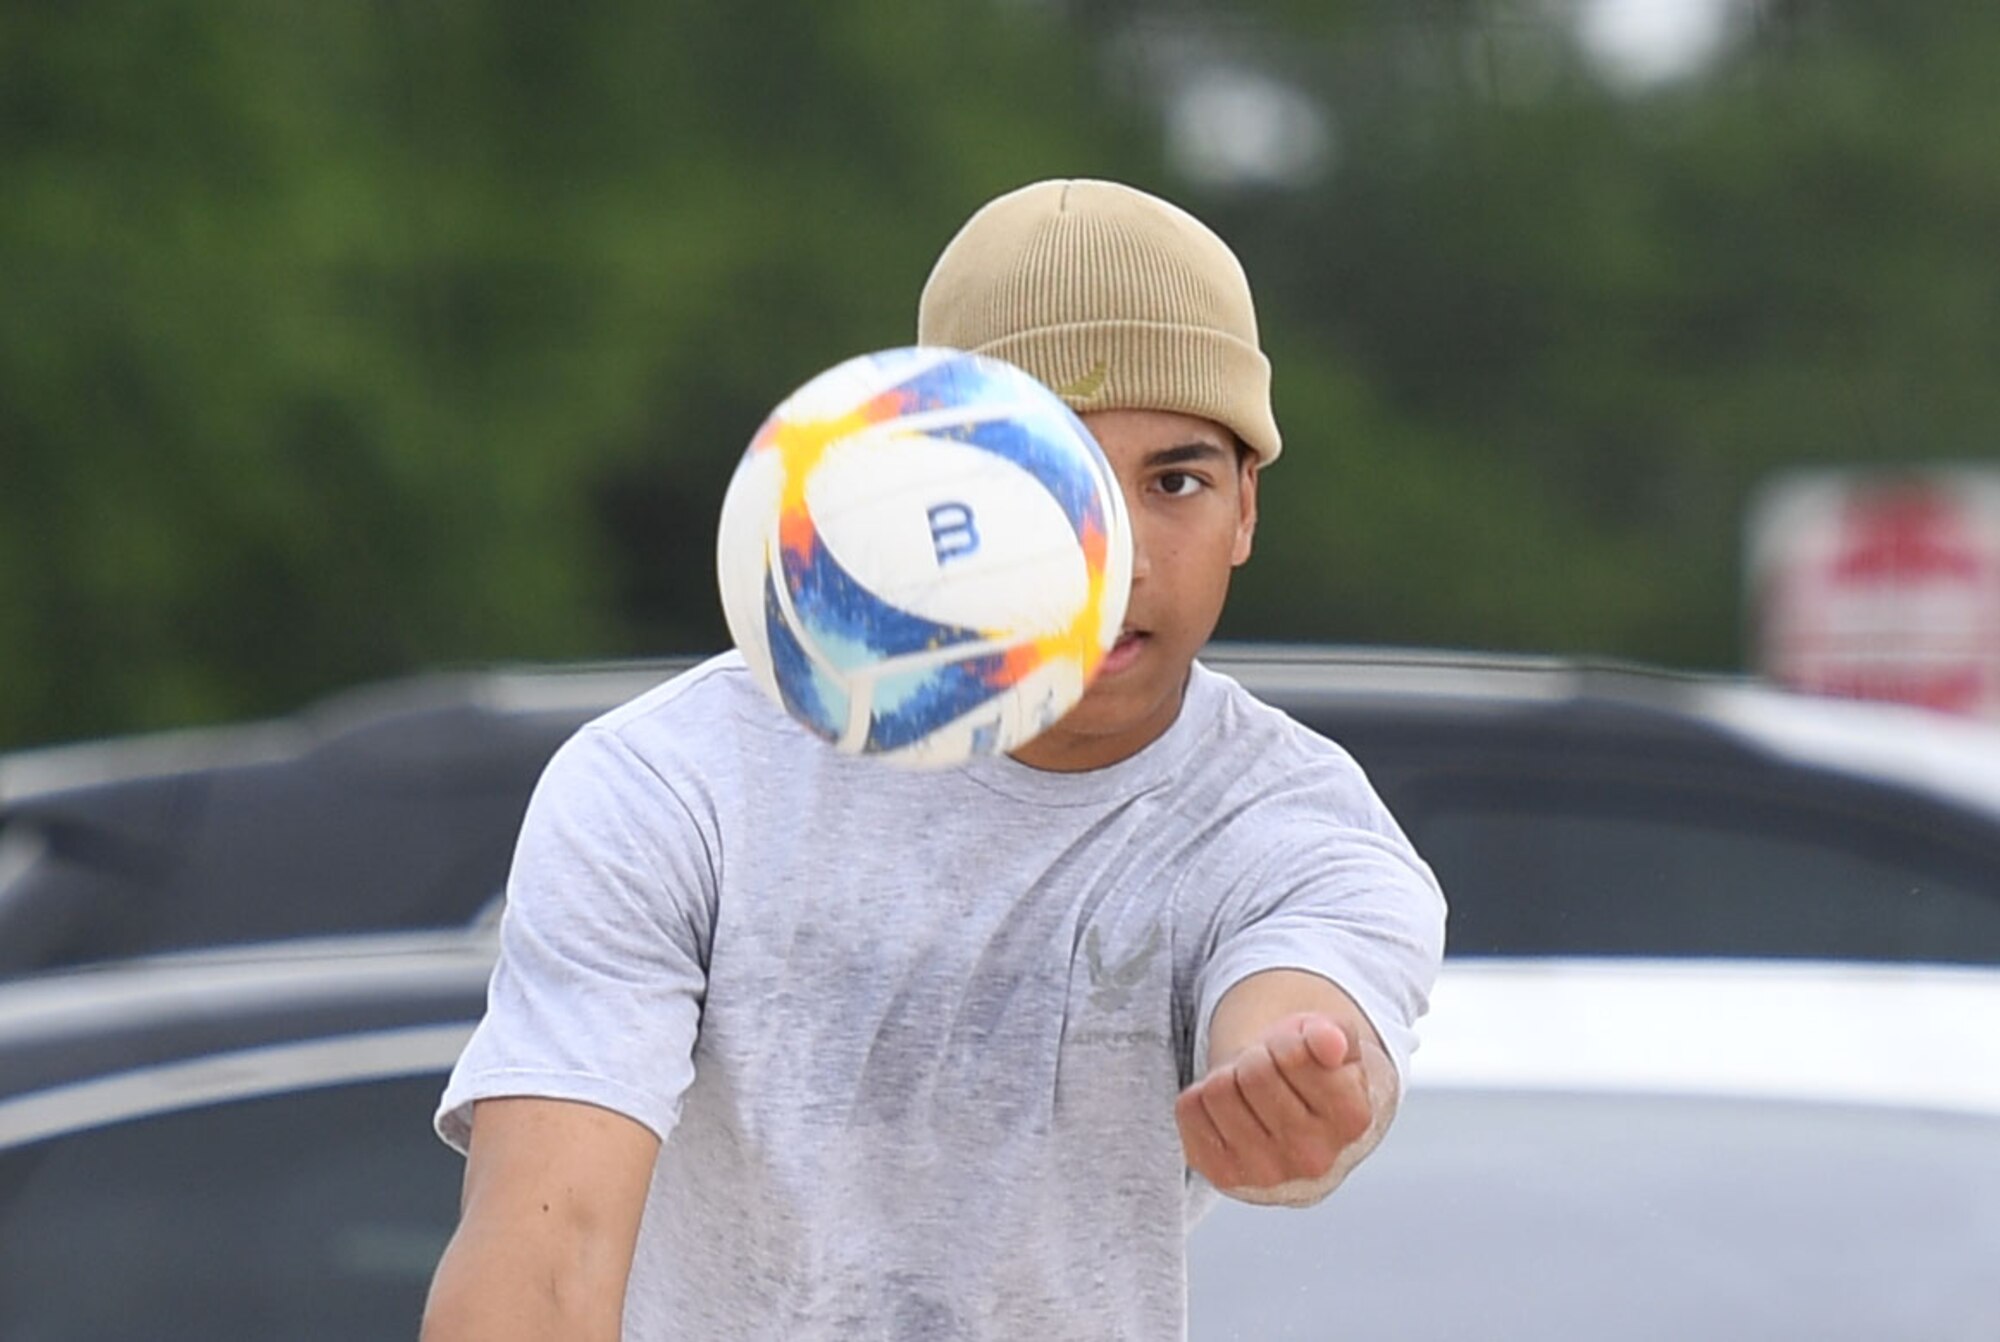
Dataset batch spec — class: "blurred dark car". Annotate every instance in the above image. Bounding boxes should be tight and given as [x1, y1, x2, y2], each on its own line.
[6, 644, 2000, 976]
[5, 935, 1996, 1341]
[0, 930, 488, 1341]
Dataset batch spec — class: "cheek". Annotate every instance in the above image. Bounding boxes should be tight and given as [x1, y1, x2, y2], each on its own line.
[1161, 536, 1240, 621]
[1129, 502, 1248, 598]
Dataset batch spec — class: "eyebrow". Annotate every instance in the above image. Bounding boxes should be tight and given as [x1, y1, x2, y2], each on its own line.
[1142, 442, 1233, 469]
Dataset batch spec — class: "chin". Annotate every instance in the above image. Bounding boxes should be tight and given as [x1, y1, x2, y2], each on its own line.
[1067, 661, 1183, 735]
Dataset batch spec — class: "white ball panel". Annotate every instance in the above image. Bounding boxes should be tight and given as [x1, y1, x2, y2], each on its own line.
[806, 430, 1089, 634]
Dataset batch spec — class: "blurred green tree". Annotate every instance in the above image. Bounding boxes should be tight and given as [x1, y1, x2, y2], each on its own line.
[7, 1, 2000, 749]
[1213, 1, 2000, 666]
[0, 0, 1153, 746]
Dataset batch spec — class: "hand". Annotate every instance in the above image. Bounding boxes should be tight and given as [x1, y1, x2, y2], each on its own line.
[1175, 1012, 1374, 1196]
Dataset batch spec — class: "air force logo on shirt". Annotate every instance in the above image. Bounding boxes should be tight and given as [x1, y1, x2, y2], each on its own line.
[1068, 924, 1170, 1055]
[1084, 924, 1163, 1011]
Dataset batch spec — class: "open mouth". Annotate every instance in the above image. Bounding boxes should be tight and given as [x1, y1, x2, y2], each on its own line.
[1099, 629, 1149, 676]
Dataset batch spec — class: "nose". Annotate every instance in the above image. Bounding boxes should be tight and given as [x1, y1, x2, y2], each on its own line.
[1128, 486, 1160, 584]
[1125, 510, 1152, 585]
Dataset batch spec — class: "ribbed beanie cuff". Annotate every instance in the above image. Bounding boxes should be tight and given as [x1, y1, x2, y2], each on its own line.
[916, 179, 1282, 465]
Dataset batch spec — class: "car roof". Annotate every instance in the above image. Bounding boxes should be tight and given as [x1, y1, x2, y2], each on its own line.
[1413, 956, 2000, 1118]
[1207, 645, 2000, 819]
[0, 928, 496, 1133]
[8, 642, 2000, 806]
[0, 926, 500, 1042]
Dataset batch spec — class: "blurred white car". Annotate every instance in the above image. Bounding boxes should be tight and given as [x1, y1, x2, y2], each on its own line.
[1189, 956, 2000, 1341]
[5, 935, 1998, 1340]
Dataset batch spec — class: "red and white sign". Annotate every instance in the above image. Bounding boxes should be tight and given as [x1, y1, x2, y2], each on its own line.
[1748, 468, 2000, 720]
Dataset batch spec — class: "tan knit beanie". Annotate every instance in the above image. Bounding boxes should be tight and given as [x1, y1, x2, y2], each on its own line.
[916, 178, 1282, 465]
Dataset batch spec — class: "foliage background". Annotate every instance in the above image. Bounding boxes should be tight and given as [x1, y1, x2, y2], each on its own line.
[4, 0, 1996, 748]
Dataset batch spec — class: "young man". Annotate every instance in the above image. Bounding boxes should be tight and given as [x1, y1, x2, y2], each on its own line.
[423, 178, 1446, 1340]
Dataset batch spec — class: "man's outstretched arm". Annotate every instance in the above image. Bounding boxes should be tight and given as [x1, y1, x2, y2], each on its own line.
[423, 1097, 660, 1342]
[1175, 968, 1399, 1207]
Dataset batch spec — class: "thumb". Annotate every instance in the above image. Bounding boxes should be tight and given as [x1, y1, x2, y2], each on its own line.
[1285, 1013, 1351, 1069]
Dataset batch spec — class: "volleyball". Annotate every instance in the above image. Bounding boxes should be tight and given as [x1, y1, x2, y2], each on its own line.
[716, 346, 1133, 767]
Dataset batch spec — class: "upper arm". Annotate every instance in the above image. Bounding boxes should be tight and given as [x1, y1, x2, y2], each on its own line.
[424, 1097, 661, 1341]
[437, 727, 714, 1150]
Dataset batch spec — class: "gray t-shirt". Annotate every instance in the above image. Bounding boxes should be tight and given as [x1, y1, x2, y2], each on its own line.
[438, 652, 1445, 1341]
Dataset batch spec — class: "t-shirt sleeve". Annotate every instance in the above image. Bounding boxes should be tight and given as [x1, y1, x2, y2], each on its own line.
[435, 724, 715, 1153]
[1192, 808, 1446, 1088]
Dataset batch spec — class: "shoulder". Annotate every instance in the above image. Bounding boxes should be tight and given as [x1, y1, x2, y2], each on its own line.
[581, 651, 803, 769]
[523, 652, 816, 827]
[1184, 663, 1383, 814]
[590, 651, 769, 737]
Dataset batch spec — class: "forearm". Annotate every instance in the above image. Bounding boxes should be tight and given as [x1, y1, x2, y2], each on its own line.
[423, 1097, 656, 1342]
[422, 1220, 630, 1342]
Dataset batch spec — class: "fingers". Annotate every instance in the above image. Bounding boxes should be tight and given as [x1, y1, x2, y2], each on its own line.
[1174, 1084, 1232, 1179]
[1176, 1013, 1372, 1192]
[1180, 1053, 1315, 1189]
[1234, 1039, 1314, 1138]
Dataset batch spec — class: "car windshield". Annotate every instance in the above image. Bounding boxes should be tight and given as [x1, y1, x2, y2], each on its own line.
[1409, 780, 2000, 961]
